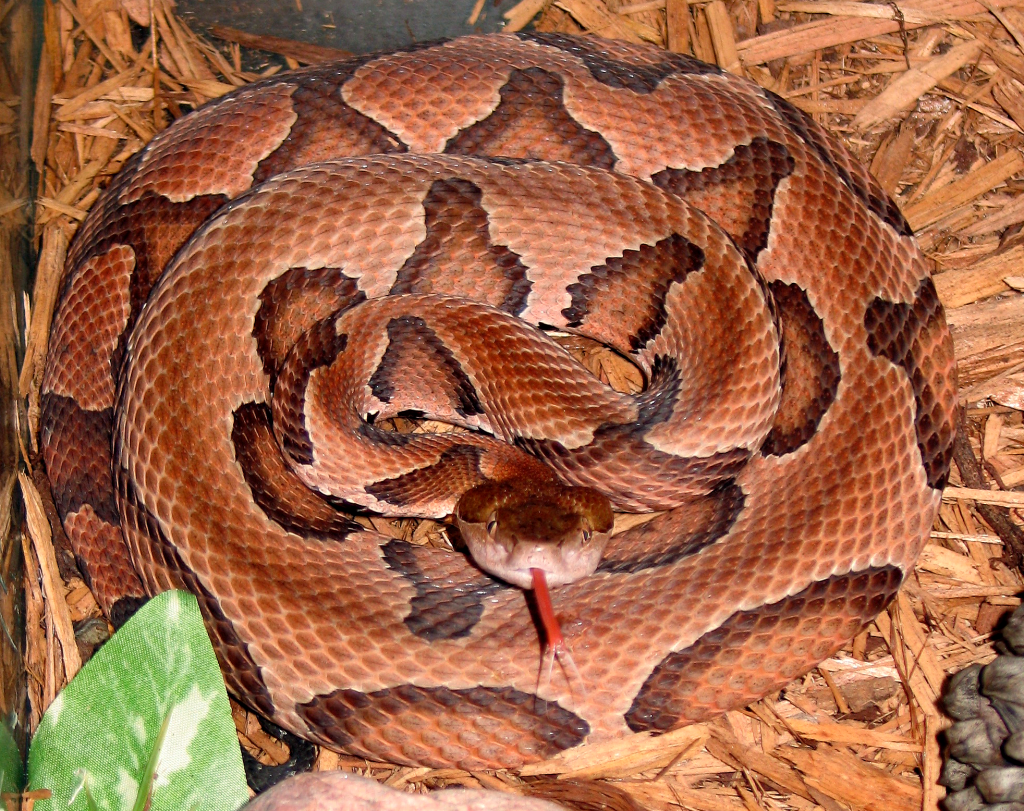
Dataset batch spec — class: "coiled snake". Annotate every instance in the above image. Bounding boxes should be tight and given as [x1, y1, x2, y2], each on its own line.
[41, 33, 958, 769]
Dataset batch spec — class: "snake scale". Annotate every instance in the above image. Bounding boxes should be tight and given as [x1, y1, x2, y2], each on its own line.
[41, 33, 958, 769]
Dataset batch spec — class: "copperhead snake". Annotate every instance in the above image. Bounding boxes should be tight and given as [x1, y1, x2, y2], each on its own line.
[41, 33, 958, 770]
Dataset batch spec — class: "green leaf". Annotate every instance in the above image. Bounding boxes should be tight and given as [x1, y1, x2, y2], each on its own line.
[0, 717, 22, 795]
[27, 590, 249, 811]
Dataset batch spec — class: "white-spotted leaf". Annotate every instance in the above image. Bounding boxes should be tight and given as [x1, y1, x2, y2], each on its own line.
[28, 591, 248, 811]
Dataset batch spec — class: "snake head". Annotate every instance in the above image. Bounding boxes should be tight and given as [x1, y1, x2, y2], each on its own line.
[454, 479, 613, 590]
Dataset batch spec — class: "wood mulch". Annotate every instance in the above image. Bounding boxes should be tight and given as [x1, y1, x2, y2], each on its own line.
[9, 0, 1024, 808]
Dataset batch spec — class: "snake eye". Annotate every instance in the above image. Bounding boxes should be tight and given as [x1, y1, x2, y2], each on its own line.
[581, 522, 592, 543]
[486, 513, 498, 537]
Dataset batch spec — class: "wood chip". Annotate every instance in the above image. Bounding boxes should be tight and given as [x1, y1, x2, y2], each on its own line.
[736, 0, 988, 65]
[942, 485, 1024, 506]
[519, 725, 707, 777]
[918, 543, 989, 583]
[552, 0, 657, 42]
[781, 744, 921, 811]
[19, 225, 67, 400]
[934, 243, 1024, 308]
[19, 472, 81, 684]
[993, 74, 1024, 130]
[19, 1, 1024, 809]
[853, 39, 982, 129]
[208, 25, 352, 63]
[904, 148, 1024, 231]
[704, 1, 742, 74]
[504, 0, 549, 31]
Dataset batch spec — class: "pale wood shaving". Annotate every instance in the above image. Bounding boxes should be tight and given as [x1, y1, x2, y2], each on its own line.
[777, 2, 954, 26]
[959, 190, 1024, 235]
[934, 242, 1024, 307]
[19, 472, 80, 684]
[552, 0, 659, 43]
[519, 725, 708, 778]
[781, 743, 921, 811]
[904, 148, 1024, 230]
[18, 224, 66, 402]
[504, 0, 551, 31]
[947, 297, 1024, 393]
[994, 73, 1024, 128]
[944, 484, 1024, 505]
[853, 39, 983, 128]
[736, 0, 990, 65]
[704, 1, 742, 74]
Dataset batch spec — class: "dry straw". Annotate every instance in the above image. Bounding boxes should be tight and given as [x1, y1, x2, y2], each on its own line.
[12, 0, 1024, 808]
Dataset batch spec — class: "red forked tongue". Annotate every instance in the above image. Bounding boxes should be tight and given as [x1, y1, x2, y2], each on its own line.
[530, 568, 564, 653]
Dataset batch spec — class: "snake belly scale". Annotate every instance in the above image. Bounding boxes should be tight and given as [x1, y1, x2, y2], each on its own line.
[40, 33, 957, 769]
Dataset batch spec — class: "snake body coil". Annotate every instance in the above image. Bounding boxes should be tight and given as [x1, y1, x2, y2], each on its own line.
[41, 33, 957, 769]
